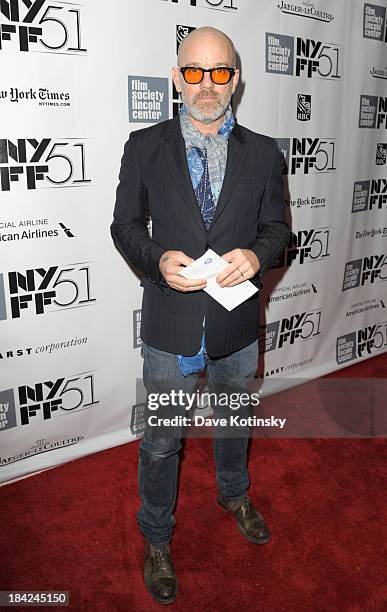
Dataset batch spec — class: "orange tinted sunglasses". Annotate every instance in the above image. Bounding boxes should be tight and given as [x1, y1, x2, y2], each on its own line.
[179, 66, 236, 85]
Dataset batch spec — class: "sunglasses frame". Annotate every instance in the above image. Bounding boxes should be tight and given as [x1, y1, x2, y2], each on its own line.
[179, 66, 236, 85]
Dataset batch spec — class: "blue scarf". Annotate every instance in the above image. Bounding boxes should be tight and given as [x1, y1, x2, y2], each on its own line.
[177, 105, 235, 376]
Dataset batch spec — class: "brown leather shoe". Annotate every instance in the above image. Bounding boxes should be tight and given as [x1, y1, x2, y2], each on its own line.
[217, 494, 271, 544]
[144, 540, 178, 605]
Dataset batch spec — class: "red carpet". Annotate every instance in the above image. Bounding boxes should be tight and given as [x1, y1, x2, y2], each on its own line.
[1, 355, 386, 611]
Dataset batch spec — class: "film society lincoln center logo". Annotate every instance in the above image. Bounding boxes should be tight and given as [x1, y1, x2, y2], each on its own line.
[359, 95, 387, 128]
[128, 76, 169, 124]
[352, 178, 387, 212]
[265, 33, 341, 79]
[363, 3, 387, 41]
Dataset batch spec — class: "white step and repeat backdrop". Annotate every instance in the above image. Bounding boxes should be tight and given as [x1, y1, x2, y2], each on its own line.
[1, 0, 386, 483]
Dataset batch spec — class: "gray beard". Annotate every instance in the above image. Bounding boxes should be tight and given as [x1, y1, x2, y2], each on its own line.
[181, 91, 232, 124]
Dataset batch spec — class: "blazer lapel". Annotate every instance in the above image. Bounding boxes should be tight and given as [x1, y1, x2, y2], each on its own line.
[209, 124, 247, 230]
[163, 117, 247, 233]
[164, 118, 208, 232]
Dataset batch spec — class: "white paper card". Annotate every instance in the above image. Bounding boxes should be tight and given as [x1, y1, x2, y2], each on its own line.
[178, 249, 258, 311]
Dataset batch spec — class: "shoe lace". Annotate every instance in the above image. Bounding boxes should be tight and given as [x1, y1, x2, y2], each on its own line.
[151, 544, 169, 562]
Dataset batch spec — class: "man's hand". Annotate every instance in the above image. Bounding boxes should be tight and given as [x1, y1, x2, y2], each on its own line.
[159, 250, 207, 292]
[216, 249, 260, 287]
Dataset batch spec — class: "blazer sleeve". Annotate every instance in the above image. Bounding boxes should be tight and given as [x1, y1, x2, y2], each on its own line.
[110, 132, 165, 283]
[247, 144, 290, 276]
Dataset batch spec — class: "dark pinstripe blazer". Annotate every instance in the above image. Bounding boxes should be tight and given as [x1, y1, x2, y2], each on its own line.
[111, 115, 289, 357]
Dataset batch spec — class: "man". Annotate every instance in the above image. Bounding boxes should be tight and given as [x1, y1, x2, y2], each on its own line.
[111, 26, 289, 605]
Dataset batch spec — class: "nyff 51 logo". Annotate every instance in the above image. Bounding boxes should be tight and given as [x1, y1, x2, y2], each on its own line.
[0, 138, 91, 191]
[352, 178, 387, 212]
[0, 370, 98, 431]
[259, 308, 322, 353]
[336, 321, 387, 364]
[265, 33, 341, 79]
[277, 138, 336, 174]
[273, 227, 330, 268]
[0, 0, 86, 53]
[342, 254, 387, 290]
[162, 0, 237, 11]
[0, 262, 96, 320]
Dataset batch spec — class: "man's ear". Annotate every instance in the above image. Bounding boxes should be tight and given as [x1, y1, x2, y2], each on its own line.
[172, 67, 182, 93]
[232, 68, 240, 94]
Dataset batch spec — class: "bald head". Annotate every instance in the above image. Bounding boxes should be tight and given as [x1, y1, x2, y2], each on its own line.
[177, 26, 236, 67]
[172, 26, 239, 129]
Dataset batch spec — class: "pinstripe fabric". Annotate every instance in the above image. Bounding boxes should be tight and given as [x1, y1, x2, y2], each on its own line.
[111, 116, 289, 357]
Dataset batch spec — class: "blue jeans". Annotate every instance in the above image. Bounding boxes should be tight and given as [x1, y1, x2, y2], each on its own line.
[137, 339, 259, 545]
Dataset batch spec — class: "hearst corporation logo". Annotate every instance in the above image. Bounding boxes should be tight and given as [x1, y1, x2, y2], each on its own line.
[277, 0, 334, 23]
[0, 436, 84, 465]
[0, 333, 87, 360]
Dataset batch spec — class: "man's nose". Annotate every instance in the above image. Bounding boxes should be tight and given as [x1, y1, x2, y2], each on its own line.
[200, 71, 214, 87]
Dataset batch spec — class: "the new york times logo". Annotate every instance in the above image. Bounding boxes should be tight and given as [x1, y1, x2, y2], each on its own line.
[277, 137, 336, 174]
[265, 33, 341, 79]
[0, 262, 96, 320]
[0, 138, 91, 191]
[359, 95, 387, 129]
[278, 1, 334, 23]
[161, 0, 237, 11]
[273, 227, 330, 268]
[352, 179, 387, 212]
[0, 0, 86, 53]
[342, 254, 387, 291]
[17, 370, 98, 426]
[336, 322, 387, 365]
[363, 3, 387, 41]
[260, 309, 322, 353]
[297, 94, 311, 121]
